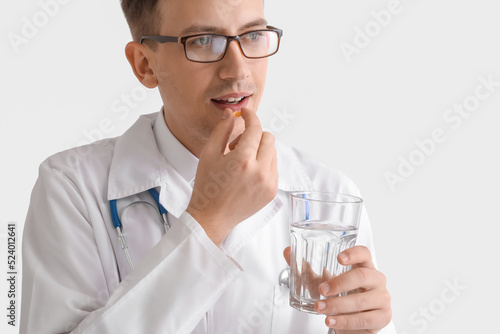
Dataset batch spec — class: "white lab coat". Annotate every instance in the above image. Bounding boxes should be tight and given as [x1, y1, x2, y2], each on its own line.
[21, 112, 396, 334]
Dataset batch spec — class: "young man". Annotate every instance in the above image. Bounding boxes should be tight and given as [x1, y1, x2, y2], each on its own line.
[21, 0, 395, 333]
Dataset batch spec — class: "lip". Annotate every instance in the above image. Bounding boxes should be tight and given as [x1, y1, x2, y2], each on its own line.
[211, 92, 252, 112]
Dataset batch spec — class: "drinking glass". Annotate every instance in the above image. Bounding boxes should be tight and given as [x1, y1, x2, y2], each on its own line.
[289, 192, 363, 316]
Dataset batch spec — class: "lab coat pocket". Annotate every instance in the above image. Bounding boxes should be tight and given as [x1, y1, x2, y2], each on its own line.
[271, 285, 326, 334]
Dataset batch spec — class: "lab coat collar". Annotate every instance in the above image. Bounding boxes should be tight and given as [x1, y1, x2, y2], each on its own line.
[107, 112, 314, 217]
[275, 141, 315, 193]
[107, 112, 193, 218]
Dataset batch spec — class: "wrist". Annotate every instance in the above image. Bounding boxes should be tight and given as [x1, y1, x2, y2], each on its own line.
[186, 205, 229, 246]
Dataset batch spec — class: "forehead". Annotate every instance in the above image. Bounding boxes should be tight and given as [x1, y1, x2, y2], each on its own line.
[157, 0, 266, 35]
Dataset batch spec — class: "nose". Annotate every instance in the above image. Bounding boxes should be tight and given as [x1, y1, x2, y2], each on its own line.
[218, 40, 251, 81]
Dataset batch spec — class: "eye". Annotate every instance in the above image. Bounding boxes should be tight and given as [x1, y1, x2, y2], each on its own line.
[190, 35, 213, 47]
[243, 31, 264, 41]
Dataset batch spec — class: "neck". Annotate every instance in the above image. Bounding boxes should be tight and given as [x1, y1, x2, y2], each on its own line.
[162, 108, 206, 158]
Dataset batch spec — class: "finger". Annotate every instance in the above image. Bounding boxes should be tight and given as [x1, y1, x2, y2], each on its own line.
[204, 108, 235, 156]
[305, 260, 322, 300]
[270, 145, 277, 172]
[256, 131, 276, 163]
[319, 267, 387, 297]
[338, 245, 375, 269]
[315, 288, 391, 315]
[235, 107, 263, 154]
[325, 308, 392, 331]
[228, 133, 242, 151]
[269, 147, 278, 186]
[283, 247, 291, 266]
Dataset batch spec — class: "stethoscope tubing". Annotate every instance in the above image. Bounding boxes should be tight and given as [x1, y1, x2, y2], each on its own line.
[109, 188, 169, 269]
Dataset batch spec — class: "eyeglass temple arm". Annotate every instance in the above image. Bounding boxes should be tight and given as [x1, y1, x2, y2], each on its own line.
[140, 35, 180, 44]
[266, 26, 283, 36]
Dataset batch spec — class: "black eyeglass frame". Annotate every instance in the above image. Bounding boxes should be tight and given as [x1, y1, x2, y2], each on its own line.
[140, 26, 283, 63]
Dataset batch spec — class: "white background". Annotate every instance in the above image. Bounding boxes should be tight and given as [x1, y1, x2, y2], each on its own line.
[1, 0, 499, 333]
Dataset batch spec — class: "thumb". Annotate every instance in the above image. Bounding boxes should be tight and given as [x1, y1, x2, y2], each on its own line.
[205, 108, 235, 156]
[283, 247, 291, 266]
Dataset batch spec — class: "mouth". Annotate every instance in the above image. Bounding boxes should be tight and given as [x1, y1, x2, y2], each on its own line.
[211, 93, 252, 112]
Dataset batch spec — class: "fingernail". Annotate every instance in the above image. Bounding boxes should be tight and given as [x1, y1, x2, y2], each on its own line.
[221, 109, 231, 119]
[328, 318, 336, 326]
[319, 283, 330, 295]
[339, 253, 349, 263]
[317, 301, 326, 311]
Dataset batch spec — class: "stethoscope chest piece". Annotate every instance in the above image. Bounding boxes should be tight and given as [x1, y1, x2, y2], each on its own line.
[279, 267, 290, 288]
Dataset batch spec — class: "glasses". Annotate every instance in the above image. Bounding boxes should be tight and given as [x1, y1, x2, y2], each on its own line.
[140, 26, 283, 63]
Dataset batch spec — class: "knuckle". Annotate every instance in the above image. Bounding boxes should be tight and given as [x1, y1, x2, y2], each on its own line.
[384, 307, 393, 325]
[324, 300, 339, 315]
[262, 131, 275, 143]
[239, 145, 255, 158]
[239, 159, 251, 171]
[332, 276, 346, 295]
[360, 312, 377, 328]
[357, 315, 368, 329]
[354, 293, 367, 310]
[381, 289, 391, 306]
[357, 245, 369, 253]
[356, 267, 370, 283]
[379, 271, 387, 286]
[334, 315, 348, 329]
[255, 169, 267, 183]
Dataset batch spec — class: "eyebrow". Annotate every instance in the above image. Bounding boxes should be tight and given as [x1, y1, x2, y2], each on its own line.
[179, 18, 268, 36]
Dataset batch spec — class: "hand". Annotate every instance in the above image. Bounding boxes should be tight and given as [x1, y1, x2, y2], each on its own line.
[187, 107, 278, 245]
[283, 246, 392, 333]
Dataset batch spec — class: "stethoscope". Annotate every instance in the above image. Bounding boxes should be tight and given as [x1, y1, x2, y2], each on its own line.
[109, 188, 170, 270]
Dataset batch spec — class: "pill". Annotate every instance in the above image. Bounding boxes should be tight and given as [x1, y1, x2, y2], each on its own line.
[233, 111, 242, 117]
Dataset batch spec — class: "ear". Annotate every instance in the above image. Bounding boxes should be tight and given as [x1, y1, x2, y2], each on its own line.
[125, 41, 158, 89]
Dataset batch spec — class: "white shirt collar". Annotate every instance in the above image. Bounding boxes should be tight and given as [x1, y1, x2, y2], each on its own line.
[153, 110, 198, 185]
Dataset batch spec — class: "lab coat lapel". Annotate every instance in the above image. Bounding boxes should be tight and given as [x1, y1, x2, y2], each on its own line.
[107, 113, 164, 200]
[275, 141, 315, 193]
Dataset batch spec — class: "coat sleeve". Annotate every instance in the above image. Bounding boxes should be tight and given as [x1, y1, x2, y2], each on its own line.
[20, 160, 242, 334]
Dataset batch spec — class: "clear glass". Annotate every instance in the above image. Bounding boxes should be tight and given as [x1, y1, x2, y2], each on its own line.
[184, 30, 280, 62]
[289, 192, 363, 314]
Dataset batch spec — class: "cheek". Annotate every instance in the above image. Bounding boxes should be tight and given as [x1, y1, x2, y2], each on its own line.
[253, 61, 268, 97]
[157, 66, 206, 109]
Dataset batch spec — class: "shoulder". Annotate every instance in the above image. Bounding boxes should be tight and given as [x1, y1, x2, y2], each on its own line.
[276, 140, 361, 196]
[38, 137, 117, 184]
[38, 112, 159, 178]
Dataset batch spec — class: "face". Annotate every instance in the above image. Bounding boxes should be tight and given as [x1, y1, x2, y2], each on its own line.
[149, 0, 269, 156]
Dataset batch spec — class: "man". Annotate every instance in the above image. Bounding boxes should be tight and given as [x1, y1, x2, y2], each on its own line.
[21, 0, 395, 333]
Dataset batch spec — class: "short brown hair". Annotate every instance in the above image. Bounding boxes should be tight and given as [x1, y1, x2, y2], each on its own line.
[120, 0, 162, 43]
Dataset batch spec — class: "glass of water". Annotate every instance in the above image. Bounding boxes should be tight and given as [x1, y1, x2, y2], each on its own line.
[289, 192, 363, 314]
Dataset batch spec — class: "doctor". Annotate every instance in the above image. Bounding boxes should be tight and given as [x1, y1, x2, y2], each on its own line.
[21, 0, 395, 333]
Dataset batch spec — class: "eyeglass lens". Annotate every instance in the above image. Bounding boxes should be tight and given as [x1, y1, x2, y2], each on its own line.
[185, 30, 279, 62]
